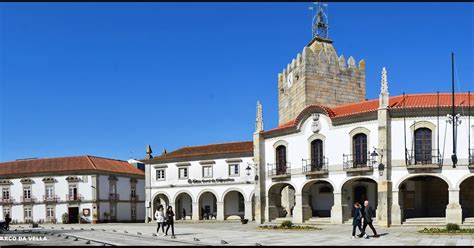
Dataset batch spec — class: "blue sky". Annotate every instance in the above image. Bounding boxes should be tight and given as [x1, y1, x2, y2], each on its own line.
[1, 3, 473, 162]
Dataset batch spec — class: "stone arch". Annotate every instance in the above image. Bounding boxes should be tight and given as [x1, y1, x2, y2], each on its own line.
[273, 140, 289, 149]
[151, 191, 171, 220]
[196, 189, 220, 203]
[174, 191, 193, 220]
[455, 174, 474, 190]
[394, 173, 454, 191]
[222, 187, 248, 202]
[459, 175, 474, 219]
[340, 177, 378, 221]
[223, 189, 246, 220]
[301, 179, 335, 221]
[173, 190, 195, 203]
[267, 182, 297, 221]
[338, 176, 377, 193]
[397, 174, 449, 220]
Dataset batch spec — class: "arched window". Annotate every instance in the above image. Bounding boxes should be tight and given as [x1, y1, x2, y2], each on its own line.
[310, 139, 324, 170]
[415, 128, 432, 164]
[353, 133, 367, 166]
[276, 145, 287, 174]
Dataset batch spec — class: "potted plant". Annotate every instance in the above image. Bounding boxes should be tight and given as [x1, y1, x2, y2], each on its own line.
[61, 213, 69, 224]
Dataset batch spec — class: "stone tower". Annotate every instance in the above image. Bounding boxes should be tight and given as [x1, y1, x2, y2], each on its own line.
[277, 36, 366, 125]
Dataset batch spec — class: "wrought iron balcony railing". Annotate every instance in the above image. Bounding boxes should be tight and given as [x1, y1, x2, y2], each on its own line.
[66, 194, 83, 202]
[406, 149, 442, 167]
[21, 196, 36, 204]
[343, 153, 374, 171]
[0, 197, 14, 204]
[109, 193, 119, 201]
[43, 195, 59, 203]
[267, 162, 291, 177]
[130, 194, 139, 202]
[302, 158, 328, 174]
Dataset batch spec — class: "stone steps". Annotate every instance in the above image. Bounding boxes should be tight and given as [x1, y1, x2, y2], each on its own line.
[305, 217, 332, 225]
[462, 217, 474, 226]
[402, 217, 446, 226]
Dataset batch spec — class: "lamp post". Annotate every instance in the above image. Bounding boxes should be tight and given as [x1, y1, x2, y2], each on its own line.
[245, 163, 259, 184]
[370, 148, 385, 176]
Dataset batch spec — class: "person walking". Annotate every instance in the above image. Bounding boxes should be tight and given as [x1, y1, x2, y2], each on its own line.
[362, 200, 379, 238]
[154, 205, 165, 236]
[165, 206, 176, 238]
[182, 208, 186, 220]
[351, 202, 365, 239]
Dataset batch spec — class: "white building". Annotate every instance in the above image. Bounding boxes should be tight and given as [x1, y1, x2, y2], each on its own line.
[142, 143, 256, 222]
[0, 156, 145, 224]
[143, 18, 473, 227]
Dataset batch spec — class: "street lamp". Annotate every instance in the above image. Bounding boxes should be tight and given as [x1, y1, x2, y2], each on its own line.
[245, 163, 258, 184]
[370, 148, 385, 176]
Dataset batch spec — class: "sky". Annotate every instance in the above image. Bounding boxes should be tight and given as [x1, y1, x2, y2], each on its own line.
[0, 2, 473, 162]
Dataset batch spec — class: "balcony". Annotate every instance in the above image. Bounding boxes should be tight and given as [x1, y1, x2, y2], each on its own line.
[267, 162, 291, 179]
[130, 195, 139, 202]
[20, 196, 37, 204]
[109, 193, 120, 201]
[43, 195, 60, 203]
[343, 154, 374, 173]
[302, 158, 328, 176]
[0, 197, 14, 205]
[66, 194, 83, 202]
[406, 149, 442, 169]
[469, 149, 474, 168]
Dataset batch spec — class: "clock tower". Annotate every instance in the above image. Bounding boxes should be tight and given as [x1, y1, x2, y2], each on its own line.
[277, 3, 366, 125]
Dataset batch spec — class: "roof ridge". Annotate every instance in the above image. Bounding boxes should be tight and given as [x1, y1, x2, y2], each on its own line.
[0, 155, 88, 164]
[85, 155, 98, 170]
[177, 140, 253, 149]
[87, 155, 127, 163]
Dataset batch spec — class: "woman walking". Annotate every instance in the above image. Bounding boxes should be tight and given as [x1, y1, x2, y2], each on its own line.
[351, 202, 365, 239]
[165, 206, 176, 238]
[155, 205, 165, 236]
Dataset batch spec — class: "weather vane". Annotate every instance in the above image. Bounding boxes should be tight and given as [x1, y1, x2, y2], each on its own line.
[309, 2, 329, 39]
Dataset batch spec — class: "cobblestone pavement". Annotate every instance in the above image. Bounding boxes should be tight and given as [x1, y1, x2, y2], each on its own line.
[1, 222, 473, 246]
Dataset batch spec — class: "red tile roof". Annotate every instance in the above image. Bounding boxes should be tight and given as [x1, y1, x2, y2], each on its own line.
[145, 141, 253, 162]
[265, 93, 474, 134]
[0, 156, 145, 177]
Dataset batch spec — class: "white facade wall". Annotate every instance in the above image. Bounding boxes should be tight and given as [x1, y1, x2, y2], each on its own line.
[0, 174, 145, 223]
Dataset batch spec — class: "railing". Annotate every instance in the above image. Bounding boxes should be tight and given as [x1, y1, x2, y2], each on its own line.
[130, 195, 139, 202]
[0, 197, 15, 204]
[343, 153, 374, 171]
[469, 149, 474, 165]
[21, 196, 37, 204]
[65, 194, 84, 202]
[406, 149, 442, 167]
[43, 195, 59, 203]
[302, 158, 328, 173]
[109, 193, 119, 201]
[267, 162, 291, 177]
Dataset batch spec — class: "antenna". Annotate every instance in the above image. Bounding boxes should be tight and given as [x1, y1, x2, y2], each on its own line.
[309, 2, 329, 39]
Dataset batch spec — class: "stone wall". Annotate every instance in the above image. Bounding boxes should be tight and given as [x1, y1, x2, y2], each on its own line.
[278, 39, 366, 125]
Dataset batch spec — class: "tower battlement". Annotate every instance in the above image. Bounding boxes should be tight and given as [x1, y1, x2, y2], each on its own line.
[277, 39, 366, 125]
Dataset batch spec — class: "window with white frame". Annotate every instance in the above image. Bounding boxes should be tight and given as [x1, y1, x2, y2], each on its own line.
[131, 186, 137, 197]
[179, 167, 188, 179]
[2, 188, 10, 199]
[202, 166, 212, 178]
[24, 206, 32, 218]
[3, 207, 10, 217]
[156, 169, 165, 181]
[23, 186, 31, 199]
[131, 206, 137, 219]
[45, 185, 54, 198]
[110, 205, 116, 217]
[229, 164, 239, 176]
[46, 207, 55, 218]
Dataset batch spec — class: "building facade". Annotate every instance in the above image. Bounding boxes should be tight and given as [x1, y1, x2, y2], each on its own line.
[0, 156, 146, 224]
[142, 142, 256, 222]
[144, 24, 473, 227]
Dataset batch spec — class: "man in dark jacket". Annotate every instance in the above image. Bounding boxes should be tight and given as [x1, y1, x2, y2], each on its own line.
[362, 200, 379, 238]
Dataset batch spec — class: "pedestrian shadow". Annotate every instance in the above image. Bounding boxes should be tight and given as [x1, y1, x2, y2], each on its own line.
[374, 233, 389, 237]
[174, 233, 198, 236]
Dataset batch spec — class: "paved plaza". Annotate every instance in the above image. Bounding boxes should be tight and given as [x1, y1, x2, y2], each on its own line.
[1, 222, 474, 246]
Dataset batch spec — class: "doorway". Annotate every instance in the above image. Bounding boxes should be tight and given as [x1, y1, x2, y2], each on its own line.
[68, 207, 79, 223]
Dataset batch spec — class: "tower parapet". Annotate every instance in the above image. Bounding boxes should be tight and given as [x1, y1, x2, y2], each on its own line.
[278, 38, 366, 125]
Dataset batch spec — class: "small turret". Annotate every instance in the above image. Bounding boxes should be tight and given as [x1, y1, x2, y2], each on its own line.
[379, 67, 389, 109]
[255, 101, 264, 132]
[145, 145, 153, 159]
